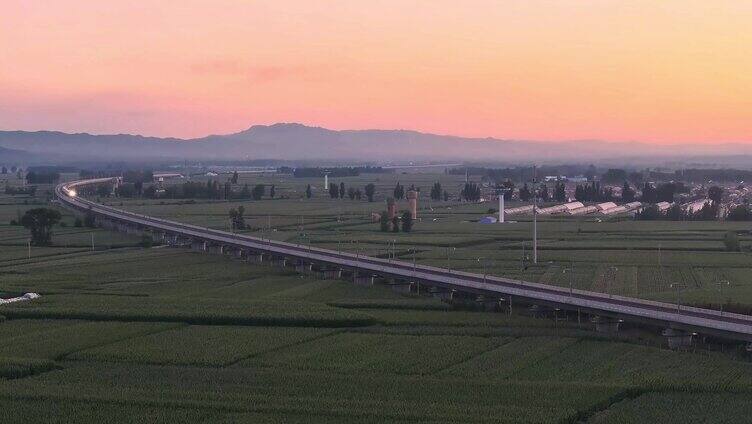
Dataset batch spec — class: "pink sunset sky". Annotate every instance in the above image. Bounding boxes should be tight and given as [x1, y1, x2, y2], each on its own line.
[1, 0, 752, 143]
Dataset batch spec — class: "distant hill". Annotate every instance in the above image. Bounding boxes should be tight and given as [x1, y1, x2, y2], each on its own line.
[1, 123, 751, 165]
[0, 145, 36, 163]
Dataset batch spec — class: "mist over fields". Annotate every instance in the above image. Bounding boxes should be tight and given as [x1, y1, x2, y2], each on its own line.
[1, 122, 751, 167]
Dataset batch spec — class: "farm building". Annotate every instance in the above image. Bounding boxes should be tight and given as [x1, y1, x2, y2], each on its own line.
[505, 205, 535, 215]
[684, 199, 709, 213]
[568, 205, 598, 215]
[601, 206, 628, 215]
[596, 202, 618, 212]
[538, 202, 584, 215]
[656, 201, 672, 212]
[623, 201, 642, 211]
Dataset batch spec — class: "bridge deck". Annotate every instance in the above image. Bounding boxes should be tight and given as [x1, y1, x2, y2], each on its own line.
[56, 179, 752, 342]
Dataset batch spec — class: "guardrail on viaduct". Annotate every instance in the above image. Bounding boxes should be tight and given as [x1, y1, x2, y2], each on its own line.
[56, 178, 752, 348]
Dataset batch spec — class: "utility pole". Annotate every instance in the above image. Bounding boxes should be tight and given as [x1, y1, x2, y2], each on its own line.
[91, 233, 94, 251]
[532, 164, 538, 264]
[27, 239, 31, 259]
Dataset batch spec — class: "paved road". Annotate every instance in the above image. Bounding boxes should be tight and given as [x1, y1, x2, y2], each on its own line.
[57, 179, 752, 342]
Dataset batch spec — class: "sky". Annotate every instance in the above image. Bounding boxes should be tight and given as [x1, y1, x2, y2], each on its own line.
[1, 0, 752, 143]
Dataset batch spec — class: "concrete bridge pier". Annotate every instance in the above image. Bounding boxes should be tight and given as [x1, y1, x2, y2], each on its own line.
[247, 252, 264, 264]
[318, 267, 342, 280]
[353, 272, 374, 287]
[476, 295, 502, 312]
[295, 261, 313, 274]
[126, 225, 141, 235]
[662, 328, 696, 350]
[166, 234, 183, 246]
[429, 287, 455, 302]
[592, 316, 622, 334]
[207, 244, 224, 255]
[191, 240, 207, 251]
[151, 231, 165, 243]
[271, 257, 287, 268]
[388, 279, 414, 294]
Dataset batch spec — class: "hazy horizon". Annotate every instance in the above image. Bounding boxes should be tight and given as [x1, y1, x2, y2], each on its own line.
[3, 1, 752, 144]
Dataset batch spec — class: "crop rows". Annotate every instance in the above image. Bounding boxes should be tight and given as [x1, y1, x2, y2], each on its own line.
[71, 325, 335, 367]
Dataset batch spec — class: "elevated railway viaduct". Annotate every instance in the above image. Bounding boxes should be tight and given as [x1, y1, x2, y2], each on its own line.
[57, 178, 752, 348]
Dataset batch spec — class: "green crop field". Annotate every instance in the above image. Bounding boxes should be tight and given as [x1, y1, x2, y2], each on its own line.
[2, 174, 752, 422]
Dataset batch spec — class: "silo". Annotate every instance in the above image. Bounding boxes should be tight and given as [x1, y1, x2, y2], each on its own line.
[407, 190, 418, 219]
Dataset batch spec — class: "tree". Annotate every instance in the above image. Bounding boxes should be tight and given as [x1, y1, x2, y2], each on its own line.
[21, 208, 62, 245]
[115, 183, 136, 198]
[379, 211, 390, 232]
[640, 182, 656, 203]
[231, 171, 239, 184]
[240, 184, 251, 199]
[229, 206, 246, 230]
[692, 201, 718, 221]
[347, 187, 356, 200]
[724, 231, 740, 252]
[636, 204, 661, 220]
[460, 182, 481, 202]
[708, 186, 724, 203]
[329, 183, 339, 199]
[666, 203, 685, 220]
[519, 183, 531, 202]
[96, 185, 111, 197]
[401, 211, 413, 232]
[553, 182, 567, 202]
[355, 189, 362, 200]
[538, 184, 549, 202]
[270, 185, 276, 198]
[339, 182, 345, 199]
[430, 182, 442, 201]
[365, 184, 376, 202]
[1, 166, 6, 174]
[391, 216, 400, 233]
[394, 182, 405, 200]
[305, 184, 312, 199]
[621, 182, 635, 202]
[443, 190, 449, 201]
[83, 210, 96, 228]
[252, 184, 265, 200]
[223, 181, 231, 199]
[727, 204, 752, 221]
[602, 168, 627, 183]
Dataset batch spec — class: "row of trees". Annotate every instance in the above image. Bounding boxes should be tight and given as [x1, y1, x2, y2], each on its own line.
[430, 182, 449, 201]
[573, 182, 614, 202]
[113, 180, 274, 201]
[636, 202, 720, 221]
[517, 182, 567, 202]
[379, 211, 413, 233]
[312, 183, 374, 201]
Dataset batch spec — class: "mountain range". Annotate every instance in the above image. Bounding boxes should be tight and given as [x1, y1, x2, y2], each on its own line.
[0, 123, 750, 167]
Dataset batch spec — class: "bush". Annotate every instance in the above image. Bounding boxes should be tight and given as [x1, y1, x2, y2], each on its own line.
[9, 219, 18, 226]
[74, 217, 83, 227]
[724, 231, 740, 252]
[83, 212, 96, 228]
[139, 234, 153, 248]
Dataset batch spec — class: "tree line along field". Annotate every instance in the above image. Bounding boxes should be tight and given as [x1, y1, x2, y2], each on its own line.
[4, 176, 752, 422]
[112, 171, 752, 312]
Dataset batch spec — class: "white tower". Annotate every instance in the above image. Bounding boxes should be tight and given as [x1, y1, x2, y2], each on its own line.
[324, 174, 328, 189]
[499, 192, 505, 223]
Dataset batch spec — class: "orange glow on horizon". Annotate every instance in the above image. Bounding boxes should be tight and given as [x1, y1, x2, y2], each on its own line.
[1, 0, 752, 143]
